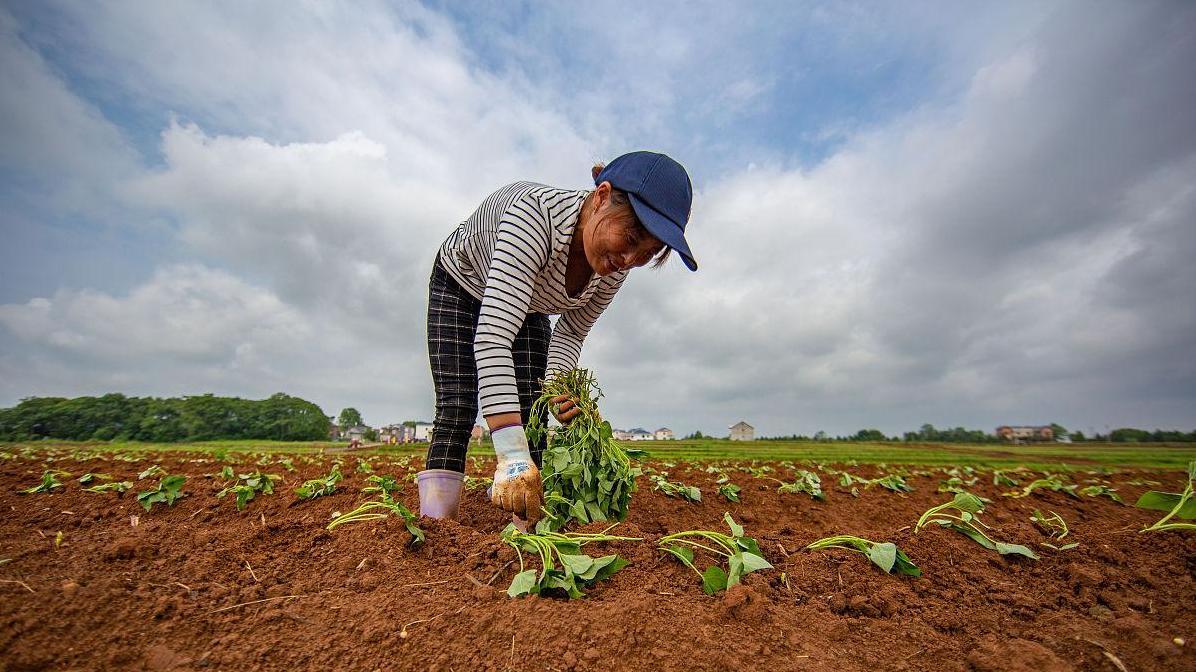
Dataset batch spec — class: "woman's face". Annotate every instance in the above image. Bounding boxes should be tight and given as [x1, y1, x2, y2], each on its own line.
[582, 183, 665, 276]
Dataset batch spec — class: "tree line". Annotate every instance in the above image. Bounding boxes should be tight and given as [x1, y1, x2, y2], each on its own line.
[0, 393, 330, 442]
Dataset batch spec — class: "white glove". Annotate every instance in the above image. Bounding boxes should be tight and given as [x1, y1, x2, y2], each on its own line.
[490, 426, 543, 522]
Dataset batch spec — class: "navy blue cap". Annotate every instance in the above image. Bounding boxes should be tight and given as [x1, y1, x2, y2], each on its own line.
[595, 151, 697, 271]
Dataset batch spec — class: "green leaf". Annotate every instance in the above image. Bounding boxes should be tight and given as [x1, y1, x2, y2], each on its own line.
[953, 492, 986, 513]
[867, 542, 898, 573]
[507, 569, 538, 598]
[701, 565, 727, 595]
[993, 541, 1040, 560]
[559, 554, 595, 578]
[724, 513, 744, 538]
[589, 555, 628, 582]
[1135, 491, 1196, 519]
[739, 551, 772, 574]
[893, 549, 922, 577]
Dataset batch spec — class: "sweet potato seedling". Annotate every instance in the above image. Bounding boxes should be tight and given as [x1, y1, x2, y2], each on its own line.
[295, 467, 342, 500]
[327, 492, 424, 546]
[464, 475, 493, 491]
[138, 465, 166, 480]
[19, 470, 69, 494]
[867, 473, 913, 493]
[1004, 475, 1078, 499]
[83, 481, 133, 494]
[650, 474, 701, 502]
[774, 470, 824, 500]
[1030, 509, 1078, 550]
[217, 471, 282, 511]
[501, 524, 639, 598]
[915, 492, 1038, 559]
[1136, 460, 1196, 533]
[805, 535, 921, 577]
[992, 470, 1021, 487]
[1079, 485, 1124, 504]
[77, 473, 112, 485]
[527, 369, 641, 532]
[361, 474, 402, 498]
[137, 475, 187, 512]
[718, 483, 742, 502]
[658, 513, 773, 595]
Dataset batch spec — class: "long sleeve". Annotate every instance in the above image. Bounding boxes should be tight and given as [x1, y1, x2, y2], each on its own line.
[474, 198, 552, 416]
[545, 273, 626, 381]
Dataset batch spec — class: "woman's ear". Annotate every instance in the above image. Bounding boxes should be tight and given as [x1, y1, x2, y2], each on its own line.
[593, 181, 611, 208]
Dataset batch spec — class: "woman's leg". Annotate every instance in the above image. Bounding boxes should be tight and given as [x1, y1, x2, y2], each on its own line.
[512, 313, 552, 468]
[425, 261, 481, 473]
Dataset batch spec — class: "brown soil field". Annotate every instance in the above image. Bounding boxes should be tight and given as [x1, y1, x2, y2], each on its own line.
[1, 451, 1193, 671]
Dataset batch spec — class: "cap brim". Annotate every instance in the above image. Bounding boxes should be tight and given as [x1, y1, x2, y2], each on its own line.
[628, 193, 697, 271]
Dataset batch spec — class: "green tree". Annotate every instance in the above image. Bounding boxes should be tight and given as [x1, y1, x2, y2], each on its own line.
[338, 407, 363, 428]
[852, 428, 887, 441]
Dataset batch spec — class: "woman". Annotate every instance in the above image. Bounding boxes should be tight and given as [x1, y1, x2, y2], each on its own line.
[417, 151, 697, 524]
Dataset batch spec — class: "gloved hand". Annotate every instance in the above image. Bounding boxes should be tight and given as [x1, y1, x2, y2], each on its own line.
[549, 394, 585, 425]
[490, 425, 543, 523]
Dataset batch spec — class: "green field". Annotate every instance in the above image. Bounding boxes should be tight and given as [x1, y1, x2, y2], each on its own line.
[4, 439, 1193, 470]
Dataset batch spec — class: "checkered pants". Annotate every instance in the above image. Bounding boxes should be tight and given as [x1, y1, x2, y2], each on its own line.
[425, 258, 551, 473]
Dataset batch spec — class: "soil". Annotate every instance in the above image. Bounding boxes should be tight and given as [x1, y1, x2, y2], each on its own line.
[1, 450, 1193, 671]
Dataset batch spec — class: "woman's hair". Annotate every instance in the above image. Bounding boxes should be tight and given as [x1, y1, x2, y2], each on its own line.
[592, 162, 672, 269]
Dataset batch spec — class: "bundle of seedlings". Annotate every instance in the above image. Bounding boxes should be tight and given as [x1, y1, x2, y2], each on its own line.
[526, 368, 643, 532]
[500, 523, 639, 598]
[805, 535, 921, 576]
[1135, 460, 1196, 533]
[658, 513, 773, 595]
[915, 492, 1038, 559]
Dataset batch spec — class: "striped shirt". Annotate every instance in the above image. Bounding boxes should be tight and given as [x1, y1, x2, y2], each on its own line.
[437, 181, 628, 417]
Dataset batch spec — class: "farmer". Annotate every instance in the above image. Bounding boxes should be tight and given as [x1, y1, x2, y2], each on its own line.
[417, 151, 697, 523]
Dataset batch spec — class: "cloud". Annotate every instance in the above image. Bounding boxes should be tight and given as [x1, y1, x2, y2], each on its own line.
[579, 2, 1196, 435]
[1, 1, 1194, 439]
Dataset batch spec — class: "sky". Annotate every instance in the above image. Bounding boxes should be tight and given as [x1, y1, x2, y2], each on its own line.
[1, 1, 1195, 438]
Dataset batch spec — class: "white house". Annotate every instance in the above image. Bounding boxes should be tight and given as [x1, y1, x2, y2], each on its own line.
[613, 429, 634, 441]
[414, 422, 434, 442]
[729, 421, 754, 441]
[345, 425, 369, 442]
[654, 427, 674, 440]
[628, 427, 654, 441]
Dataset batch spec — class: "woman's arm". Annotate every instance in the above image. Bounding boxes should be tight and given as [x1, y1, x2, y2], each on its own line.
[544, 274, 627, 381]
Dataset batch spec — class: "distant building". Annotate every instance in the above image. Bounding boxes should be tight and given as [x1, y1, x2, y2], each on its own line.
[379, 424, 415, 444]
[628, 427, 654, 441]
[654, 427, 674, 440]
[612, 429, 634, 441]
[729, 421, 755, 441]
[996, 425, 1054, 443]
[345, 425, 369, 442]
[414, 422, 434, 442]
[329, 423, 343, 441]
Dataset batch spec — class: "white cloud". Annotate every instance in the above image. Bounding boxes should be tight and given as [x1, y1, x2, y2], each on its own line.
[2, 1, 1194, 439]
